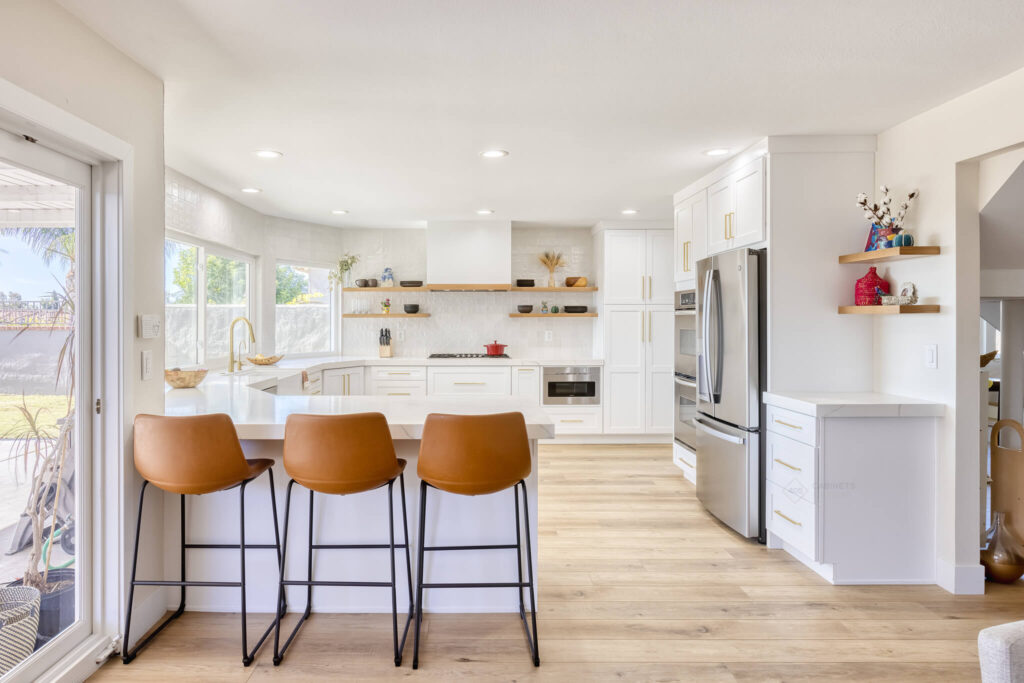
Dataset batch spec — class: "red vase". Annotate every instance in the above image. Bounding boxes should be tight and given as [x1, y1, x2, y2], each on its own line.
[855, 267, 890, 306]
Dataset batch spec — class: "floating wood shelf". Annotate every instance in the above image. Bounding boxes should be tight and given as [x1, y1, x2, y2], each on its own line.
[427, 284, 511, 291]
[343, 313, 430, 318]
[511, 286, 598, 292]
[342, 286, 429, 292]
[837, 305, 939, 315]
[838, 246, 940, 264]
[508, 312, 598, 318]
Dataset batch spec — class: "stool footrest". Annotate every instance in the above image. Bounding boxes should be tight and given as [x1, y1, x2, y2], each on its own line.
[424, 544, 517, 551]
[422, 581, 532, 589]
[282, 580, 392, 587]
[310, 543, 407, 550]
[132, 580, 242, 587]
[184, 543, 278, 549]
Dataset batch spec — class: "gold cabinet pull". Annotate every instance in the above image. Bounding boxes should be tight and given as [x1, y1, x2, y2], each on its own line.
[641, 275, 646, 300]
[774, 509, 802, 527]
[774, 418, 803, 430]
[724, 213, 729, 239]
[388, 371, 410, 375]
[387, 392, 411, 396]
[648, 275, 653, 298]
[773, 457, 802, 472]
[454, 381, 486, 385]
[517, 368, 534, 372]
[560, 419, 584, 423]
[683, 240, 691, 272]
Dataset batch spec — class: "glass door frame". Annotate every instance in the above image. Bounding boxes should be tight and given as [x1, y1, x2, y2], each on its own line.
[0, 130, 94, 681]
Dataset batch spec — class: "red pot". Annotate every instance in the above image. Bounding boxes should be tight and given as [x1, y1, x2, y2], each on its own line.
[484, 340, 508, 356]
[855, 266, 890, 306]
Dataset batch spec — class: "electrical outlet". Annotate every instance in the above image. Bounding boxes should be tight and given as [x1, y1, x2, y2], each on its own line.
[544, 330, 553, 342]
[397, 328, 405, 342]
[924, 344, 937, 369]
[141, 349, 153, 380]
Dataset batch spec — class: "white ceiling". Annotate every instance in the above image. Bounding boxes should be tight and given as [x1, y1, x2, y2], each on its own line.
[59, 0, 1024, 229]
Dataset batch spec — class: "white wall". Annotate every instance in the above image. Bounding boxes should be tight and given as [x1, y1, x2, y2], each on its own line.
[0, 0, 166, 642]
[874, 63, 1024, 593]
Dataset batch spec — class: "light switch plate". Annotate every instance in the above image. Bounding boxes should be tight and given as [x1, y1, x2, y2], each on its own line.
[924, 344, 937, 369]
[141, 349, 153, 380]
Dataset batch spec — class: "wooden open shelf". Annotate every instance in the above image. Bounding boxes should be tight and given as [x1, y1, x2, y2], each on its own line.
[838, 246, 940, 264]
[837, 305, 939, 315]
[509, 312, 598, 318]
[343, 286, 428, 292]
[427, 284, 510, 291]
[343, 313, 430, 318]
[511, 286, 598, 292]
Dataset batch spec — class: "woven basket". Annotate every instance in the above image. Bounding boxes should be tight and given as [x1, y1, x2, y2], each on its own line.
[0, 586, 41, 675]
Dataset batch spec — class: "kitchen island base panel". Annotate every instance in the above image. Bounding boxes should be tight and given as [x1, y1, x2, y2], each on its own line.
[162, 439, 539, 614]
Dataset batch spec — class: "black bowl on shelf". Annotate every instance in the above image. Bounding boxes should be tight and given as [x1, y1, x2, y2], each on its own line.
[564, 305, 588, 314]
[516, 279, 535, 288]
[404, 304, 420, 314]
[517, 305, 534, 313]
[355, 278, 369, 287]
[400, 280, 423, 287]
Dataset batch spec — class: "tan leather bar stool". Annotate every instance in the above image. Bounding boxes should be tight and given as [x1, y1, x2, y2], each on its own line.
[412, 412, 539, 669]
[273, 413, 414, 667]
[123, 414, 283, 666]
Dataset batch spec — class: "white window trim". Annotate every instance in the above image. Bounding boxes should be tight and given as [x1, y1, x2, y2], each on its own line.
[165, 230, 256, 368]
[273, 258, 340, 357]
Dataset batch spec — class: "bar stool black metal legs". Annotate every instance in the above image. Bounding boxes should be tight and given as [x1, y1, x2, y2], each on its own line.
[272, 473, 414, 666]
[411, 479, 540, 669]
[122, 467, 283, 666]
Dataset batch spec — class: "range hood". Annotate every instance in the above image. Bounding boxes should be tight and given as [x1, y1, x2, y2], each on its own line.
[426, 220, 511, 290]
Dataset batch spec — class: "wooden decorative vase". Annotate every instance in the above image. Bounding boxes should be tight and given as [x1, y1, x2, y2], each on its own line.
[982, 512, 1024, 583]
[855, 267, 890, 306]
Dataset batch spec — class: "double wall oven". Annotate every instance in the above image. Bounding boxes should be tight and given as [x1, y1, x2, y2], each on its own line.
[674, 290, 698, 452]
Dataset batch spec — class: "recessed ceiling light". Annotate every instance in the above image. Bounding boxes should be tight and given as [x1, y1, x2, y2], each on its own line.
[476, 209, 494, 215]
[480, 149, 509, 159]
[705, 148, 730, 157]
[331, 209, 349, 215]
[621, 209, 638, 215]
[255, 149, 283, 159]
[241, 187, 262, 194]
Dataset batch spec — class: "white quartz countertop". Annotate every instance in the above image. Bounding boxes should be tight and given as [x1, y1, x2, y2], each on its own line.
[763, 391, 945, 418]
[164, 356, 558, 439]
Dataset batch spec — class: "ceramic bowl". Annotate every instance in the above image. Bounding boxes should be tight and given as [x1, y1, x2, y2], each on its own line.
[355, 278, 369, 287]
[404, 304, 420, 314]
[517, 305, 534, 313]
[367, 278, 379, 287]
[565, 276, 588, 287]
[516, 279, 535, 288]
[564, 305, 588, 314]
[400, 280, 423, 287]
[164, 368, 208, 389]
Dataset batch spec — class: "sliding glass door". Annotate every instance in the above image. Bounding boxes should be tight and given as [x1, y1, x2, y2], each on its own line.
[0, 133, 92, 679]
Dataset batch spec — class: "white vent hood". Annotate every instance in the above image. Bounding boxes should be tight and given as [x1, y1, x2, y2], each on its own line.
[426, 220, 511, 289]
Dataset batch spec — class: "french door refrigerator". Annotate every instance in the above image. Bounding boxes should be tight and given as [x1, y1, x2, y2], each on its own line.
[695, 248, 765, 540]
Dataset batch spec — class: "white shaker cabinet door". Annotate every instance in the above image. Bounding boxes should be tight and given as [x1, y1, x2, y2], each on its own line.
[512, 366, 541, 403]
[343, 367, 364, 395]
[707, 175, 733, 255]
[603, 305, 646, 433]
[602, 230, 647, 304]
[674, 191, 706, 288]
[674, 201, 692, 284]
[731, 157, 765, 249]
[322, 368, 346, 395]
[645, 305, 675, 433]
[646, 229, 675, 304]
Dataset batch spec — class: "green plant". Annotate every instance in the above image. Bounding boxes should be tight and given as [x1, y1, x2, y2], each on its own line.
[328, 253, 360, 290]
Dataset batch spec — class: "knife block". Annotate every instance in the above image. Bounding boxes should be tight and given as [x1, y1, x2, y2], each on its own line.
[379, 344, 393, 358]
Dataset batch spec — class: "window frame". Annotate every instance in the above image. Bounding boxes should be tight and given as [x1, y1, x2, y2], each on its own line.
[273, 258, 340, 357]
[165, 230, 255, 368]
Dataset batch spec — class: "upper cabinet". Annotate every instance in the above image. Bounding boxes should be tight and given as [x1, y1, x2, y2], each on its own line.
[706, 157, 765, 256]
[674, 190, 707, 288]
[602, 228, 673, 305]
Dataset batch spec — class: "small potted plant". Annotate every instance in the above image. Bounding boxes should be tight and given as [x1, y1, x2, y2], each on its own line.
[381, 298, 391, 315]
[328, 253, 360, 289]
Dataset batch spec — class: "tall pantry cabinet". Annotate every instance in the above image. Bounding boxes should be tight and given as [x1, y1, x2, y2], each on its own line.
[595, 224, 674, 435]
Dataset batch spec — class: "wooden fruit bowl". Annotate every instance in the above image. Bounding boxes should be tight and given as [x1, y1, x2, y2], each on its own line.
[247, 354, 284, 366]
[164, 368, 208, 389]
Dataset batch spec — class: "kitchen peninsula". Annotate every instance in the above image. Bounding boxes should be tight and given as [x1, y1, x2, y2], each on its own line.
[161, 357, 554, 615]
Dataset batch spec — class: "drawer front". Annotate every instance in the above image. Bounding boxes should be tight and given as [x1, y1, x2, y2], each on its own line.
[370, 366, 426, 381]
[546, 408, 602, 435]
[428, 367, 511, 396]
[673, 442, 696, 484]
[766, 404, 817, 446]
[371, 380, 426, 397]
[767, 481, 817, 561]
[765, 431, 816, 503]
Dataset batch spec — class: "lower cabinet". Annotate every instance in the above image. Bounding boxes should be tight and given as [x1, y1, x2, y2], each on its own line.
[543, 405, 603, 436]
[322, 367, 364, 396]
[367, 366, 426, 396]
[427, 367, 511, 396]
[372, 381, 426, 397]
[511, 366, 541, 403]
[672, 441, 696, 484]
[603, 304, 674, 434]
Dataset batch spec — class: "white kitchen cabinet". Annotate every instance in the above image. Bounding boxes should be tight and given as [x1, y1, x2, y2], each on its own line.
[646, 230, 674, 304]
[511, 366, 541, 403]
[322, 367, 364, 396]
[427, 367, 511, 396]
[544, 405, 603, 435]
[601, 230, 647, 304]
[372, 381, 426, 398]
[673, 190, 706, 288]
[705, 157, 765, 256]
[367, 365, 426, 396]
[673, 441, 696, 484]
[645, 305, 675, 432]
[603, 306, 646, 433]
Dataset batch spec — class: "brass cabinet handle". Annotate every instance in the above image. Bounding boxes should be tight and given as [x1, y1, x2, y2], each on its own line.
[774, 418, 803, 430]
[648, 275, 653, 299]
[773, 457, 802, 472]
[724, 213, 729, 239]
[454, 381, 486, 385]
[517, 368, 534, 372]
[683, 240, 691, 272]
[387, 371, 411, 375]
[387, 392, 411, 396]
[560, 419, 584, 423]
[641, 311, 645, 341]
[641, 275, 646, 300]
[774, 509, 802, 527]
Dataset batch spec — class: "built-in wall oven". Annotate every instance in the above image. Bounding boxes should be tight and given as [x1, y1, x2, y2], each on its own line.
[543, 366, 601, 405]
[674, 290, 697, 451]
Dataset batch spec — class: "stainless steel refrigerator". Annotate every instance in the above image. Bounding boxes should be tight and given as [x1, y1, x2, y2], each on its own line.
[695, 248, 765, 540]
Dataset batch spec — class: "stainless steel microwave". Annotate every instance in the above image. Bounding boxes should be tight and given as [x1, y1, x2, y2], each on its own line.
[543, 366, 601, 406]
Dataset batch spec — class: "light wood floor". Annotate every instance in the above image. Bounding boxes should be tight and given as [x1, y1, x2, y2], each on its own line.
[93, 444, 1017, 681]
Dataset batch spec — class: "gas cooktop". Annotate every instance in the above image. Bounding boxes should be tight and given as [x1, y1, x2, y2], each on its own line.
[428, 353, 510, 359]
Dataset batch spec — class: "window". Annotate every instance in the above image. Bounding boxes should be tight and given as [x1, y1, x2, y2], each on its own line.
[275, 263, 336, 354]
[164, 236, 253, 367]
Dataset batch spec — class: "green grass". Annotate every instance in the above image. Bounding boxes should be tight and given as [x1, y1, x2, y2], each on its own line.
[0, 394, 71, 437]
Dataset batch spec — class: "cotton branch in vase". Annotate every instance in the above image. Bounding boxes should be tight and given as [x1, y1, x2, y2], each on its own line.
[856, 186, 918, 251]
[538, 251, 567, 288]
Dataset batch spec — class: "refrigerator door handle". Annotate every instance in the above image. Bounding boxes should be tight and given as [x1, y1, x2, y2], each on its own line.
[700, 268, 714, 403]
[711, 268, 724, 401]
[695, 417, 746, 445]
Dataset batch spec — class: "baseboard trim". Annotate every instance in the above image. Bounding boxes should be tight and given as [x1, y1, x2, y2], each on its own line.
[936, 557, 985, 594]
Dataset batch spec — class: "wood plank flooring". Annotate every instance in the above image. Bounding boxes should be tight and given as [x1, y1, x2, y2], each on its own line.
[92, 444, 1019, 681]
